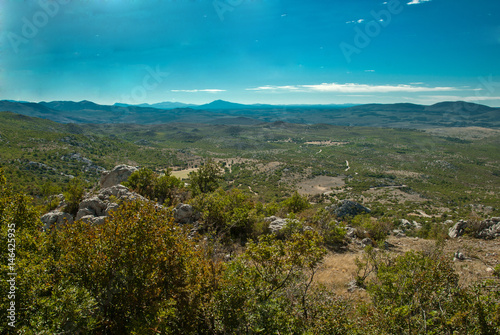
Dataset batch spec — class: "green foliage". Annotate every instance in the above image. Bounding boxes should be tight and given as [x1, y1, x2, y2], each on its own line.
[188, 159, 223, 196]
[63, 177, 85, 215]
[214, 231, 329, 334]
[191, 188, 259, 242]
[54, 200, 218, 334]
[351, 214, 392, 242]
[281, 191, 310, 214]
[366, 249, 500, 334]
[311, 208, 348, 249]
[124, 167, 185, 205]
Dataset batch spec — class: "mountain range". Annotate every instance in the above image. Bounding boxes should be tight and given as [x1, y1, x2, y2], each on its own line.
[0, 99, 498, 128]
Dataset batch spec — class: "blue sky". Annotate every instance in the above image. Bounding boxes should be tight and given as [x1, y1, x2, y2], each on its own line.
[1, 0, 499, 106]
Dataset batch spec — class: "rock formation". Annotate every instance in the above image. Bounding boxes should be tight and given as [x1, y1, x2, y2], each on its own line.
[100, 164, 138, 188]
[326, 200, 371, 218]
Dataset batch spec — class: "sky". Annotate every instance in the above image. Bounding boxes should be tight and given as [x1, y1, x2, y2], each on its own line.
[0, 0, 499, 106]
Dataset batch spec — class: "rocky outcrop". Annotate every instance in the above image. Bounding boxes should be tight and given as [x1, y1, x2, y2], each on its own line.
[75, 184, 145, 225]
[448, 217, 500, 239]
[448, 219, 469, 238]
[476, 217, 500, 239]
[264, 216, 302, 237]
[41, 211, 74, 231]
[100, 164, 138, 188]
[326, 200, 371, 218]
[173, 204, 200, 224]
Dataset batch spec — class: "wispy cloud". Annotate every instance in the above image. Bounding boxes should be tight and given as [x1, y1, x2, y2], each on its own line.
[171, 89, 226, 93]
[346, 19, 365, 24]
[246, 83, 459, 93]
[419, 95, 500, 102]
[407, 0, 432, 5]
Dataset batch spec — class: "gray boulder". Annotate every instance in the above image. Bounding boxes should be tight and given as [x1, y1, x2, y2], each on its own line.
[476, 218, 500, 239]
[100, 165, 138, 188]
[448, 219, 468, 238]
[79, 215, 106, 225]
[327, 200, 371, 218]
[448, 217, 500, 239]
[361, 238, 374, 247]
[264, 216, 301, 236]
[173, 204, 200, 224]
[41, 211, 74, 231]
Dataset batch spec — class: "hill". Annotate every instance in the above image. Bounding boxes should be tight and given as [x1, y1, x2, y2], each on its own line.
[1, 100, 499, 128]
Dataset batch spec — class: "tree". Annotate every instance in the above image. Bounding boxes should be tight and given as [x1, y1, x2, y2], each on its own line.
[214, 231, 329, 334]
[63, 177, 85, 215]
[124, 168, 185, 206]
[188, 159, 223, 196]
[281, 191, 310, 214]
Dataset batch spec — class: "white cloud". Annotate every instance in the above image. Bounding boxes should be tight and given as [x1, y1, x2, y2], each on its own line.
[171, 89, 226, 93]
[407, 0, 431, 5]
[247, 83, 458, 93]
[419, 95, 500, 102]
[346, 19, 365, 24]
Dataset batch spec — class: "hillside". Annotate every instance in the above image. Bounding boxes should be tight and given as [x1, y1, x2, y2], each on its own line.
[2, 100, 499, 128]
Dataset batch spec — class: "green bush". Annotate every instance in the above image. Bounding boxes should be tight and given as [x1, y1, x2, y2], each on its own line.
[190, 188, 259, 242]
[351, 214, 392, 243]
[188, 159, 223, 196]
[281, 191, 310, 214]
[366, 248, 499, 334]
[124, 167, 185, 205]
[63, 177, 85, 215]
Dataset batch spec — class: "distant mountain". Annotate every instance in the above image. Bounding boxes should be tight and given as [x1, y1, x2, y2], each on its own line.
[195, 100, 253, 110]
[1, 99, 498, 128]
[194, 100, 356, 110]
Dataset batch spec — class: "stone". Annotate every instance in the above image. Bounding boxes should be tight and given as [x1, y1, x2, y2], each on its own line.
[448, 219, 468, 238]
[79, 215, 106, 225]
[173, 204, 200, 224]
[100, 165, 138, 188]
[326, 200, 371, 218]
[345, 226, 357, 239]
[361, 238, 373, 247]
[264, 216, 301, 237]
[454, 251, 465, 261]
[78, 196, 107, 217]
[41, 211, 74, 231]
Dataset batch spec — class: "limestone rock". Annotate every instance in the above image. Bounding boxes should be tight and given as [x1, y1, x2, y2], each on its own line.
[264, 216, 301, 237]
[448, 219, 468, 238]
[448, 218, 500, 239]
[41, 211, 74, 231]
[361, 237, 373, 247]
[327, 200, 371, 218]
[173, 204, 200, 224]
[100, 165, 138, 188]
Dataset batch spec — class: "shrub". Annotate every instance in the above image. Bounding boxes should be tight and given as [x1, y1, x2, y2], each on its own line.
[214, 231, 328, 334]
[63, 177, 85, 215]
[351, 214, 392, 243]
[55, 200, 219, 334]
[281, 191, 310, 214]
[190, 188, 259, 243]
[124, 168, 185, 206]
[366, 248, 497, 334]
[188, 159, 223, 196]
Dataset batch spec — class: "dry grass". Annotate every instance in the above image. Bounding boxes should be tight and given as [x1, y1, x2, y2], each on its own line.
[315, 236, 500, 298]
[297, 176, 345, 196]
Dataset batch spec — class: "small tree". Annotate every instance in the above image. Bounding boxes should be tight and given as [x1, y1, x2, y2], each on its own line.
[188, 159, 223, 196]
[124, 168, 185, 206]
[281, 191, 310, 214]
[63, 177, 85, 215]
